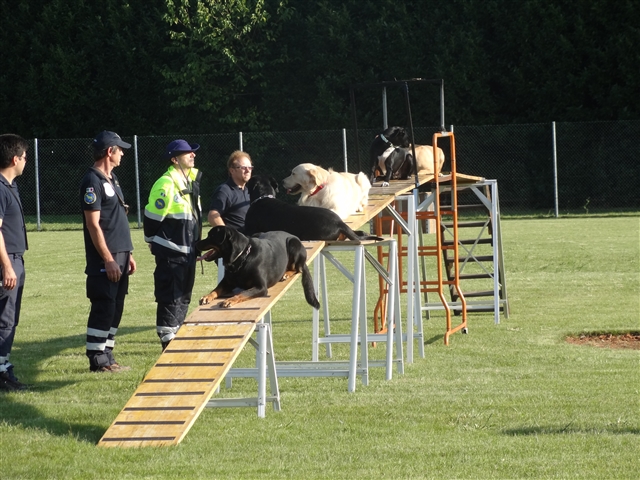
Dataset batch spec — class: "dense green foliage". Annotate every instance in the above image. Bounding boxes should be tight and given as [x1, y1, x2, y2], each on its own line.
[1, 0, 638, 137]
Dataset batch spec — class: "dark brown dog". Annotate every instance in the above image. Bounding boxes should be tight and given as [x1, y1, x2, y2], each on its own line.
[197, 226, 319, 309]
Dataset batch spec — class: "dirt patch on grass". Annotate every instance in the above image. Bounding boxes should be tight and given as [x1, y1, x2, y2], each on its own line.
[566, 332, 640, 350]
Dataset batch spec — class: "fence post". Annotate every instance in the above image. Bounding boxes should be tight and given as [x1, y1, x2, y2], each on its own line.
[552, 121, 559, 218]
[342, 128, 348, 172]
[382, 87, 388, 130]
[34, 138, 41, 231]
[239, 132, 243, 151]
[133, 135, 142, 228]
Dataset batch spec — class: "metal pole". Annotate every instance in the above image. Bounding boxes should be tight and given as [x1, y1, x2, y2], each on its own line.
[552, 121, 559, 218]
[382, 87, 388, 130]
[402, 82, 419, 189]
[34, 138, 41, 231]
[239, 132, 243, 151]
[342, 128, 348, 172]
[133, 135, 142, 228]
[440, 80, 446, 132]
[349, 87, 361, 173]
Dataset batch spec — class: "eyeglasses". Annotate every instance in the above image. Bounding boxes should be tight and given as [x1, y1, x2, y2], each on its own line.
[233, 166, 253, 171]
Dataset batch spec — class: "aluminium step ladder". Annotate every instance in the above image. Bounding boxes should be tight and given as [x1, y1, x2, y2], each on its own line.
[437, 179, 510, 323]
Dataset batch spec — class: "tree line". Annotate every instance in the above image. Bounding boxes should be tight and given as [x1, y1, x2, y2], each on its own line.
[1, 0, 637, 139]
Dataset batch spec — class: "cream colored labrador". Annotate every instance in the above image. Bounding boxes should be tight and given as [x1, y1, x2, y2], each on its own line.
[412, 144, 446, 175]
[282, 163, 371, 220]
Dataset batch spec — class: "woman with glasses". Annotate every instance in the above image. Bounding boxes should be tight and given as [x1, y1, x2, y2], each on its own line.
[207, 150, 253, 232]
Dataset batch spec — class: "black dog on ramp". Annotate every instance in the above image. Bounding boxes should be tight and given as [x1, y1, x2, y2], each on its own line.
[375, 147, 415, 186]
[243, 175, 382, 243]
[369, 126, 410, 184]
[197, 226, 319, 309]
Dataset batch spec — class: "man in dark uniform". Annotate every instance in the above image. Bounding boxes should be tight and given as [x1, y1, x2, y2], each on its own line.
[207, 150, 253, 230]
[0, 134, 29, 391]
[144, 139, 202, 350]
[80, 131, 136, 373]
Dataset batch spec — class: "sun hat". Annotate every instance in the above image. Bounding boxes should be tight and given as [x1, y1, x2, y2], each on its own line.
[164, 139, 200, 159]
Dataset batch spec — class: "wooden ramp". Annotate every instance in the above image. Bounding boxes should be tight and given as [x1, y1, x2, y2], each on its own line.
[98, 241, 325, 448]
[343, 173, 483, 232]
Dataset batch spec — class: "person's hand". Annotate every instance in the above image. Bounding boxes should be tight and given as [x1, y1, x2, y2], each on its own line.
[104, 260, 122, 282]
[1, 265, 17, 290]
[128, 256, 137, 275]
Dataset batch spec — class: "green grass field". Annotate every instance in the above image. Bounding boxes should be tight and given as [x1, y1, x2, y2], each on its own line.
[1, 217, 638, 479]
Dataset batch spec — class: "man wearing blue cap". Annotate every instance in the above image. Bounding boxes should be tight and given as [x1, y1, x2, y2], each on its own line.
[144, 139, 202, 350]
[80, 131, 137, 372]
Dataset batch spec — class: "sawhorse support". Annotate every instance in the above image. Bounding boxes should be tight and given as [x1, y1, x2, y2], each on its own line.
[225, 238, 404, 393]
[207, 319, 280, 418]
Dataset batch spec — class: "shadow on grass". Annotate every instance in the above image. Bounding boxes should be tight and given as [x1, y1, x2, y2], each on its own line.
[3, 326, 152, 444]
[503, 425, 640, 436]
[0, 396, 106, 444]
[425, 334, 444, 345]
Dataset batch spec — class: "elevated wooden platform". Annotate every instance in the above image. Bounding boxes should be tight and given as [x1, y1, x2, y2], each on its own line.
[98, 241, 325, 448]
[343, 173, 483, 231]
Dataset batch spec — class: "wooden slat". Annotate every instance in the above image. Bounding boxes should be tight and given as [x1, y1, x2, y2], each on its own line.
[98, 241, 325, 448]
[98, 323, 255, 448]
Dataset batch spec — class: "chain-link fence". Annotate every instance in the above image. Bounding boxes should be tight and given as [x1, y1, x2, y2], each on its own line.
[17, 120, 640, 229]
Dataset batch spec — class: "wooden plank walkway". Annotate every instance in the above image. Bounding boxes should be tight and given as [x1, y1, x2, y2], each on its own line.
[343, 173, 483, 231]
[98, 241, 325, 448]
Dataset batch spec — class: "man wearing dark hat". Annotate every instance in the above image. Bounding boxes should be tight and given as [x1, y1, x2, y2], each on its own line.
[144, 139, 202, 350]
[80, 130, 137, 372]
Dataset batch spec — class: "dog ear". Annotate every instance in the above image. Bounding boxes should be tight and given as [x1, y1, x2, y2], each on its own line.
[227, 228, 248, 261]
[308, 168, 318, 186]
[269, 176, 279, 194]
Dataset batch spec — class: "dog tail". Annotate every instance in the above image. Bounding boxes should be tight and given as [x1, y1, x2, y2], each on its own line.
[301, 264, 320, 309]
[338, 224, 383, 243]
[354, 230, 384, 242]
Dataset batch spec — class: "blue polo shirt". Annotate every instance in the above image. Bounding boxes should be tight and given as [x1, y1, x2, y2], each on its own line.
[208, 177, 250, 231]
[80, 168, 133, 273]
[0, 173, 27, 255]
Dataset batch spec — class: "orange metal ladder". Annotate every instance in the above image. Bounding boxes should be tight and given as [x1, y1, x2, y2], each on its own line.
[373, 131, 468, 345]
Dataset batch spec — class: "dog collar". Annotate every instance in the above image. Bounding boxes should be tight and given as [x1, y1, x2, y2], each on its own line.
[309, 184, 325, 196]
[226, 244, 251, 272]
[379, 133, 392, 146]
[251, 194, 274, 205]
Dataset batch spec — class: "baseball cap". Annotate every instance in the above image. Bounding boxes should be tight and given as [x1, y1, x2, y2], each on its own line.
[92, 131, 132, 150]
[164, 139, 200, 159]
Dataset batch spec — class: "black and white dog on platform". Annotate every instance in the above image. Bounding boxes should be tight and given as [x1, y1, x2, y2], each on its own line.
[369, 126, 412, 186]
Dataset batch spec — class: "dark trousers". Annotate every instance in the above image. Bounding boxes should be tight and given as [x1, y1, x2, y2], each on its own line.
[0, 254, 25, 366]
[85, 252, 130, 367]
[154, 254, 196, 344]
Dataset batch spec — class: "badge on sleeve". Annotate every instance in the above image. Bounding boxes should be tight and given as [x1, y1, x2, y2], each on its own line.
[84, 187, 96, 205]
[155, 198, 166, 209]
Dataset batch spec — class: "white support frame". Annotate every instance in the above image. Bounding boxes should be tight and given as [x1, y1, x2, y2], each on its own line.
[207, 317, 280, 418]
[223, 238, 404, 393]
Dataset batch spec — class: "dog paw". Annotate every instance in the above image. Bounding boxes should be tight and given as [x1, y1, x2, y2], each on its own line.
[199, 295, 214, 305]
[219, 298, 239, 308]
[382, 181, 390, 187]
